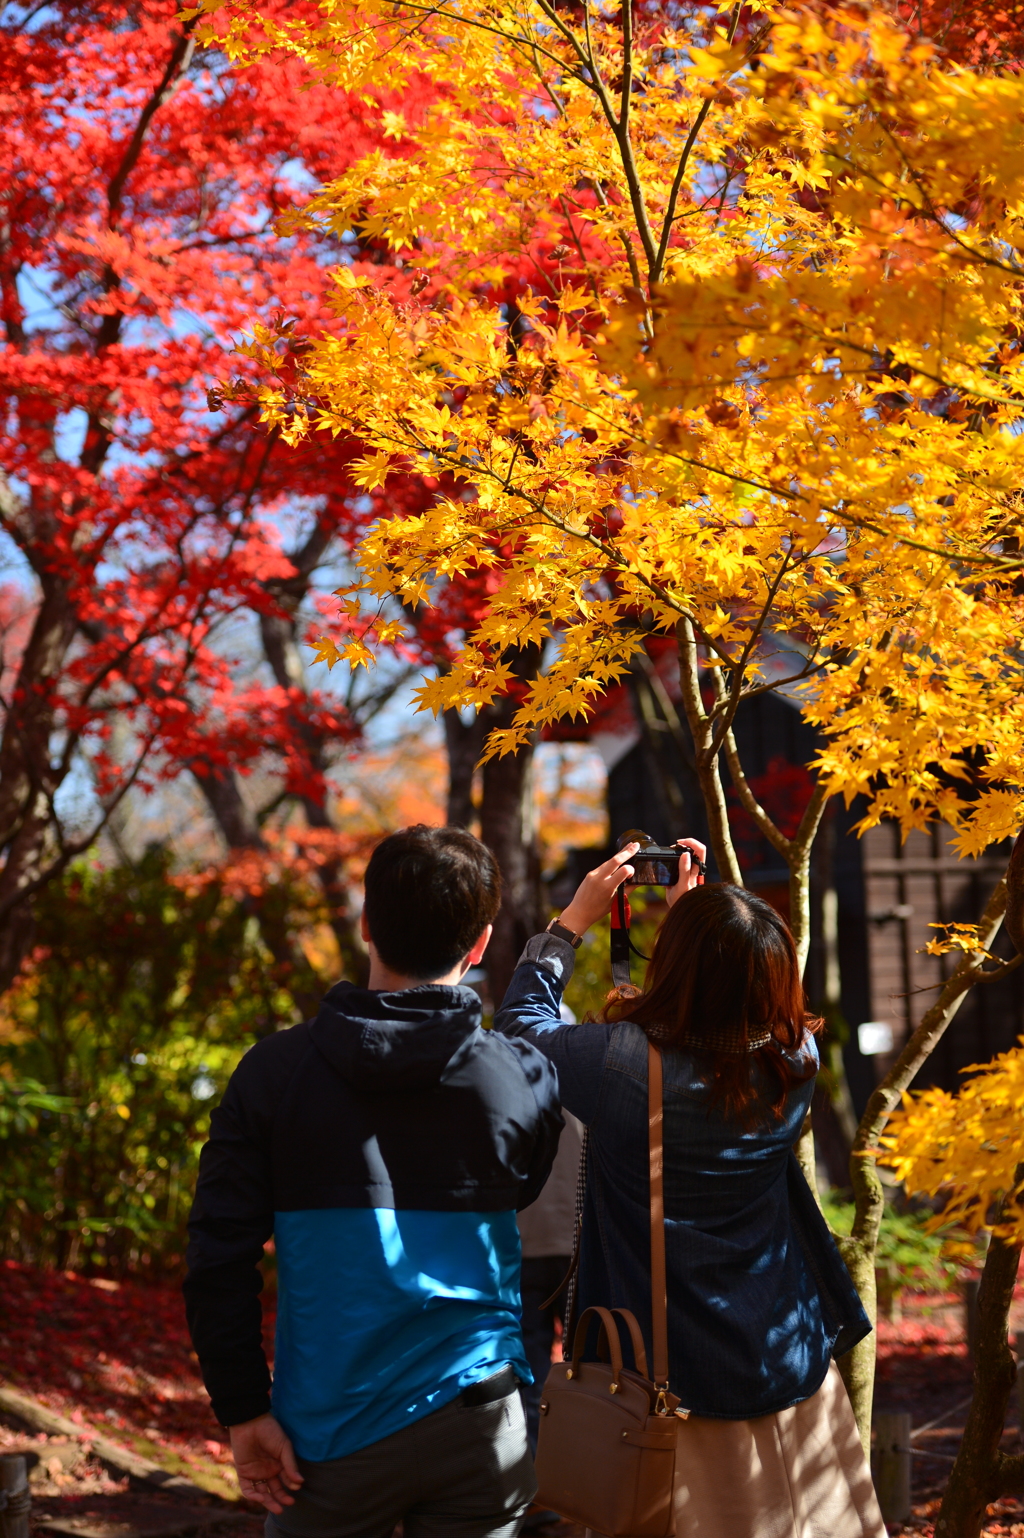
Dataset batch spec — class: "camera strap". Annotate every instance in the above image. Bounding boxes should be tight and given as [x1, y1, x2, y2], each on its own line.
[610, 886, 650, 989]
[610, 853, 708, 989]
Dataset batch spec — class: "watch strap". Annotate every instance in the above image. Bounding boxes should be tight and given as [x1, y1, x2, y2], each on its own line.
[546, 917, 583, 950]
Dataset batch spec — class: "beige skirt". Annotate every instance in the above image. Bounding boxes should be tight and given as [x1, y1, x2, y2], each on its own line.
[587, 1363, 886, 1538]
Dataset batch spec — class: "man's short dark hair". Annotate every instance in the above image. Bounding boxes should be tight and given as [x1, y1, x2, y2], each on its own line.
[363, 825, 502, 980]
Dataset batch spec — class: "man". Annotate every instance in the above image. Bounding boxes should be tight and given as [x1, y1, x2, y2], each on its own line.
[184, 826, 563, 1538]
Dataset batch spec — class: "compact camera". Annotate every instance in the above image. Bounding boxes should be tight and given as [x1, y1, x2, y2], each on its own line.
[616, 828, 704, 886]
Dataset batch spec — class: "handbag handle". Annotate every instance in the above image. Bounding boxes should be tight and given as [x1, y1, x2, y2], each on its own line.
[609, 1306, 651, 1380]
[569, 1304, 651, 1388]
[570, 1306, 624, 1387]
[558, 1044, 670, 1401]
[590, 1305, 650, 1381]
[648, 1040, 670, 1402]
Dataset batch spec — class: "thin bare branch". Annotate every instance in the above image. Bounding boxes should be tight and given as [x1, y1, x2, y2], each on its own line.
[107, 17, 198, 227]
[677, 616, 742, 884]
[975, 952, 1024, 985]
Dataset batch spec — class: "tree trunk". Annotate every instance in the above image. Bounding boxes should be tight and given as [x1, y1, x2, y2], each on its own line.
[0, 577, 79, 990]
[0, 22, 202, 995]
[936, 1232, 1024, 1538]
[194, 764, 264, 849]
[193, 761, 355, 1012]
[256, 538, 368, 984]
[818, 815, 859, 1151]
[303, 821, 369, 989]
[444, 708, 487, 829]
[1006, 833, 1024, 955]
[476, 645, 543, 1005]
[795, 1113, 822, 1211]
[0, 904, 37, 998]
[834, 1232, 880, 1455]
[669, 619, 1016, 1456]
[783, 786, 829, 977]
[479, 739, 543, 1004]
[812, 814, 858, 1190]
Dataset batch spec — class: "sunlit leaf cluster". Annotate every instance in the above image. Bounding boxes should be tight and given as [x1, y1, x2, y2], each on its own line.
[198, 0, 1024, 846]
[880, 1043, 1024, 1242]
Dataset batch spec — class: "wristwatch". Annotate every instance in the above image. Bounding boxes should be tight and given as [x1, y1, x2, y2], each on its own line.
[545, 917, 584, 950]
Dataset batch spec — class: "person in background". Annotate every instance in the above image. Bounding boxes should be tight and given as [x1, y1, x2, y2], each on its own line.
[516, 1091, 584, 1535]
[184, 825, 563, 1538]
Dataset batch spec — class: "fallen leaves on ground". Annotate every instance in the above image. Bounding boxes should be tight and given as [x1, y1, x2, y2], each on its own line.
[0, 1261, 276, 1497]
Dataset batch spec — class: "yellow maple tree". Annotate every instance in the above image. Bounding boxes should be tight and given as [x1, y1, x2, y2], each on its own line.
[201, 0, 1024, 846]
[195, 0, 1024, 1441]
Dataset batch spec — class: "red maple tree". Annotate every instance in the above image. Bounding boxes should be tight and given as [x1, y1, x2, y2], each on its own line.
[5, 0, 787, 1003]
[897, 0, 1024, 66]
[0, 0, 422, 989]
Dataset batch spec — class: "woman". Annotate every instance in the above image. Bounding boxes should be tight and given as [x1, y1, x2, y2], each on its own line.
[493, 839, 885, 1538]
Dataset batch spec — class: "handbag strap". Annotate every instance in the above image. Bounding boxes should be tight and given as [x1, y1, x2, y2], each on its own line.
[647, 1039, 670, 1403]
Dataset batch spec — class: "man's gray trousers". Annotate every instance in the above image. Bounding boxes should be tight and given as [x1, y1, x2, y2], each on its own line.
[263, 1386, 535, 1538]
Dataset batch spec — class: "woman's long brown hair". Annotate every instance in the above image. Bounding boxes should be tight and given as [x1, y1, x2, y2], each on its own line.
[604, 883, 820, 1124]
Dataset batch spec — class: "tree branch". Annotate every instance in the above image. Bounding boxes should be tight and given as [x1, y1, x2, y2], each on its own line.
[677, 616, 742, 883]
[787, 780, 830, 973]
[106, 16, 198, 227]
[975, 952, 1024, 985]
[852, 872, 1011, 1249]
[712, 669, 791, 858]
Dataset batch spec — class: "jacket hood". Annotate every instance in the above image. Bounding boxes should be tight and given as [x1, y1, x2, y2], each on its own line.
[308, 980, 484, 1091]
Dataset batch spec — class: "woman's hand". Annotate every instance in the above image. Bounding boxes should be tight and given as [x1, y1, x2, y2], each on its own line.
[557, 842, 639, 937]
[665, 838, 708, 908]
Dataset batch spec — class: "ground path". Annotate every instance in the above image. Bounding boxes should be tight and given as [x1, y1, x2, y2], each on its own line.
[2, 1264, 1023, 1537]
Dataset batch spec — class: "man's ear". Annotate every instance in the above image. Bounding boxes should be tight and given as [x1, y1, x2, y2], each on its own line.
[466, 924, 492, 968]
[359, 909, 370, 942]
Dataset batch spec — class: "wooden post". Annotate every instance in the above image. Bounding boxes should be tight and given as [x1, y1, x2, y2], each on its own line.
[1016, 1330, 1024, 1443]
[874, 1412, 912, 1525]
[0, 1454, 30, 1538]
[964, 1276, 981, 1360]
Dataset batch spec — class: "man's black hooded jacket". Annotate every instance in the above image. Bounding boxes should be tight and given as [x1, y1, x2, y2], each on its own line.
[183, 979, 562, 1460]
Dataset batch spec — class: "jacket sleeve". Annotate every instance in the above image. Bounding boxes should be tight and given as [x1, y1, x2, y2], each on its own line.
[500, 1034, 565, 1212]
[494, 933, 613, 1126]
[182, 1043, 278, 1427]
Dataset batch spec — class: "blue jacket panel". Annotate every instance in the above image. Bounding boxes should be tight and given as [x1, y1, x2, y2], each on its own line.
[184, 980, 562, 1434]
[272, 1207, 530, 1461]
[493, 934, 870, 1420]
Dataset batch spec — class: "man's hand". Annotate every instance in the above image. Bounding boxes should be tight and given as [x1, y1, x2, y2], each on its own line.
[229, 1413, 304, 1513]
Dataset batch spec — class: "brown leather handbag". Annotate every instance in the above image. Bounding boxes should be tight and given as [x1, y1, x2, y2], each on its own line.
[533, 1041, 689, 1538]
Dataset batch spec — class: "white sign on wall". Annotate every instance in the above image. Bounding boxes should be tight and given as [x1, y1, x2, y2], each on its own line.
[858, 1020, 895, 1056]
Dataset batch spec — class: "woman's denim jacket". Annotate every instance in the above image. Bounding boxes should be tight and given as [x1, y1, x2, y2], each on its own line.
[494, 933, 870, 1420]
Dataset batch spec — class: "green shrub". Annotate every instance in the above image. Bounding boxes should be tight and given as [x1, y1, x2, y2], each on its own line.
[0, 848, 322, 1276]
[821, 1193, 963, 1296]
